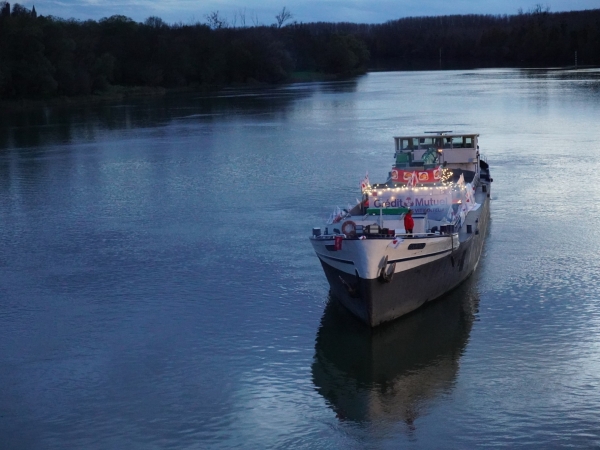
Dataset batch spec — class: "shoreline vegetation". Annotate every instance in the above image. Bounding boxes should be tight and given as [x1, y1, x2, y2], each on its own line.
[0, 71, 348, 111]
[0, 71, 343, 112]
[1, 3, 599, 108]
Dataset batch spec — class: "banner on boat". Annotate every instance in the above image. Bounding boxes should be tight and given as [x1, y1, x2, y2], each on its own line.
[369, 189, 452, 220]
[391, 166, 442, 184]
[369, 183, 480, 223]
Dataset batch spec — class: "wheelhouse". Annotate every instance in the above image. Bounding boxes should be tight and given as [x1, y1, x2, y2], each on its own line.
[394, 133, 480, 173]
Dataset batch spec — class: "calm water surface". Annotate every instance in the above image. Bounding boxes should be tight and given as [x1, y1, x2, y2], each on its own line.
[2, 69, 600, 449]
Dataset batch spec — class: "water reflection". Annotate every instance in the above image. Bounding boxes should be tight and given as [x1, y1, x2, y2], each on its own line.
[318, 79, 360, 94]
[312, 278, 479, 428]
[0, 83, 322, 150]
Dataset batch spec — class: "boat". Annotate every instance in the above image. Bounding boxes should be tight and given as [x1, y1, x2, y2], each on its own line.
[309, 131, 492, 327]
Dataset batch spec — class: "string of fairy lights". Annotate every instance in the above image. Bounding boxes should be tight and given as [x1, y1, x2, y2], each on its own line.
[361, 167, 469, 196]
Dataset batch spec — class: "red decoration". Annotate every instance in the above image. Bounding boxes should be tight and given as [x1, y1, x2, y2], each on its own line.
[391, 166, 442, 183]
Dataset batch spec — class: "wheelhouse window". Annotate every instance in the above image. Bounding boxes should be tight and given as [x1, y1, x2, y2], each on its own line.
[418, 137, 436, 149]
[401, 138, 416, 150]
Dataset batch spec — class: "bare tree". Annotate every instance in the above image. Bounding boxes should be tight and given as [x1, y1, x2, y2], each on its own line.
[251, 11, 260, 27]
[145, 16, 166, 28]
[530, 3, 550, 14]
[275, 6, 292, 28]
[205, 11, 228, 29]
[238, 8, 246, 28]
[519, 4, 550, 15]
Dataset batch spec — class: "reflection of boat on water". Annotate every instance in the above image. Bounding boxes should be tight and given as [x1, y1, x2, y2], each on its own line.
[311, 278, 479, 426]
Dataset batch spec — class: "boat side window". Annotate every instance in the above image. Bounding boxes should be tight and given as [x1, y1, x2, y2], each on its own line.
[463, 136, 474, 148]
[408, 243, 426, 250]
[401, 138, 415, 150]
[418, 137, 435, 149]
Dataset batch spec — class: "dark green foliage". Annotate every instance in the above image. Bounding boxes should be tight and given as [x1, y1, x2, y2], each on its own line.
[323, 34, 369, 73]
[10, 3, 29, 17]
[0, 2, 10, 18]
[224, 29, 293, 83]
[353, 9, 600, 68]
[0, 7, 599, 100]
[0, 5, 57, 97]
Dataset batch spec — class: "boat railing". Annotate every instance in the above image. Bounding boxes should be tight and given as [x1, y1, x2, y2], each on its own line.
[311, 229, 458, 241]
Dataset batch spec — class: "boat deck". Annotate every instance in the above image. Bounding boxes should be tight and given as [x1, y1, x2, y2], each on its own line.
[457, 183, 489, 244]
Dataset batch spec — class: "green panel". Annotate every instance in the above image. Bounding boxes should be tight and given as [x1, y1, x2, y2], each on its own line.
[366, 207, 410, 215]
[395, 152, 411, 165]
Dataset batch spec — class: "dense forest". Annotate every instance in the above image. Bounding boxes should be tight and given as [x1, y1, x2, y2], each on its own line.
[0, 3, 599, 100]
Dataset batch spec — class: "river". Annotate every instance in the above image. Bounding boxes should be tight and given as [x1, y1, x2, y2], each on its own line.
[2, 68, 600, 448]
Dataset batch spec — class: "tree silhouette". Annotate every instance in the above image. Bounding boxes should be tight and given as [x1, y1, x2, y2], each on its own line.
[0, 6, 599, 100]
[0, 1, 10, 17]
[275, 7, 292, 28]
[205, 11, 228, 29]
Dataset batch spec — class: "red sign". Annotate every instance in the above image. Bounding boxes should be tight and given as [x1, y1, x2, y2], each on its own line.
[334, 235, 343, 250]
[391, 166, 442, 183]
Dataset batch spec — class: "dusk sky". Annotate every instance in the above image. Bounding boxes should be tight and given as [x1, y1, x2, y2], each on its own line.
[23, 0, 600, 25]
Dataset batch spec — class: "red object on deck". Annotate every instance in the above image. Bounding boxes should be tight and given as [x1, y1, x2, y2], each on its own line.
[404, 213, 414, 231]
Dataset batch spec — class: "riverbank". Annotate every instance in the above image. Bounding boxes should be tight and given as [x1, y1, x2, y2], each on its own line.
[0, 72, 346, 113]
[0, 85, 173, 113]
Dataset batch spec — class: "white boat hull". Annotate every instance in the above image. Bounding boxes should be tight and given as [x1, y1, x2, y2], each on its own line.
[310, 186, 490, 327]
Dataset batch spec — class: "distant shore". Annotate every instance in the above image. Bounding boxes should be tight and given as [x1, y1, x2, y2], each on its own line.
[0, 71, 344, 112]
[0, 85, 169, 112]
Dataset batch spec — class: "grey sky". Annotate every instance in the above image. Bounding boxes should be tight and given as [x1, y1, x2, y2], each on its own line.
[25, 0, 600, 25]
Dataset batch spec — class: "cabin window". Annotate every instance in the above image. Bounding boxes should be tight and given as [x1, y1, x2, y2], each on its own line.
[408, 243, 426, 250]
[401, 138, 415, 150]
[463, 136, 474, 148]
[418, 138, 435, 149]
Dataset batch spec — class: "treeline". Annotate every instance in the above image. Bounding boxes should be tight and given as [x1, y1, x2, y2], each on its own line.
[1, 3, 599, 100]
[0, 3, 370, 99]
[331, 6, 600, 69]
